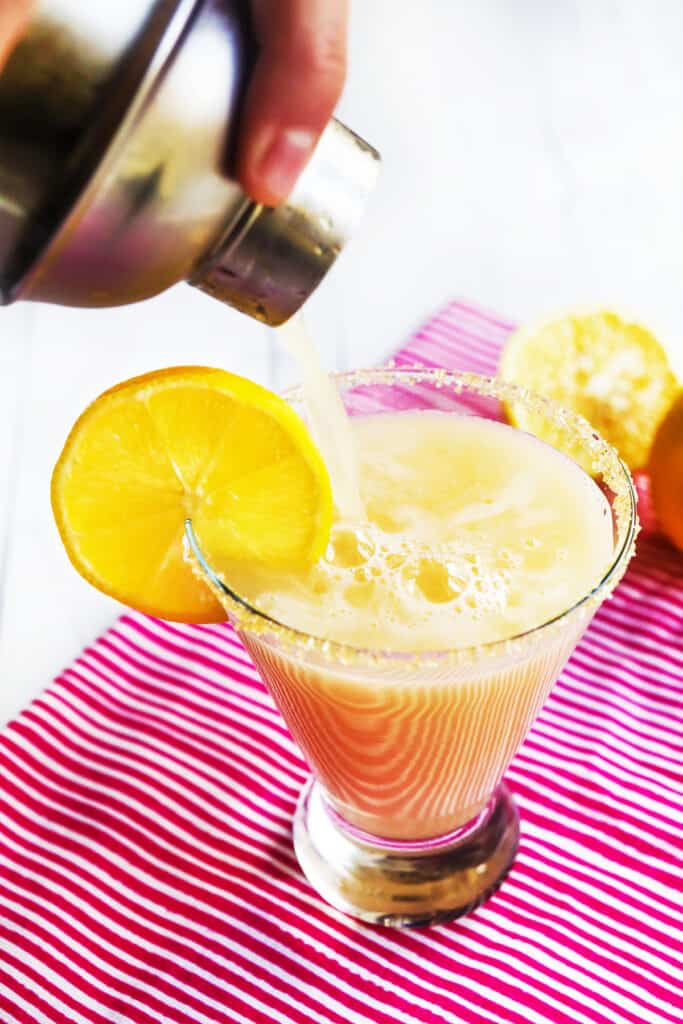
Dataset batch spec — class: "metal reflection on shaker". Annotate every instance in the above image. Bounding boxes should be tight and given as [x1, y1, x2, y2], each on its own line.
[0, 0, 380, 325]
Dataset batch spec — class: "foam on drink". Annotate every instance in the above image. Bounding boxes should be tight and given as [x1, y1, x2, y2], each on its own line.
[225, 411, 614, 651]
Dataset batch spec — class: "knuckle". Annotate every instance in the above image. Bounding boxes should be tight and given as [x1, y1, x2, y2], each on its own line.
[294, 34, 347, 98]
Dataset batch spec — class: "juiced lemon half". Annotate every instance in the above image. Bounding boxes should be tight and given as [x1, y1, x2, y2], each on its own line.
[51, 367, 333, 623]
[500, 310, 678, 471]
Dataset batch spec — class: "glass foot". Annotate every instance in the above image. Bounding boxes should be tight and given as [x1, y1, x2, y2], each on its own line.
[293, 779, 519, 927]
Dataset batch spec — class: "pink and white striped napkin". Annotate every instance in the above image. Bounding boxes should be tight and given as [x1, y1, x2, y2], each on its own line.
[1, 300, 681, 1024]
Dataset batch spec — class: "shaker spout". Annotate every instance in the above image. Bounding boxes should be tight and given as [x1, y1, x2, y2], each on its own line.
[191, 120, 381, 326]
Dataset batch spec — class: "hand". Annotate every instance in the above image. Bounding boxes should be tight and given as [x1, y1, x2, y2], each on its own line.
[0, 0, 349, 207]
[236, 0, 348, 207]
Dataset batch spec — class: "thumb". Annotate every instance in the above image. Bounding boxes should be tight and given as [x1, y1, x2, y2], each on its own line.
[0, 0, 32, 72]
[237, 0, 348, 206]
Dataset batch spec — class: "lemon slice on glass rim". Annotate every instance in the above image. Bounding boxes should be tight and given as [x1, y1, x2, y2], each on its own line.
[51, 366, 333, 623]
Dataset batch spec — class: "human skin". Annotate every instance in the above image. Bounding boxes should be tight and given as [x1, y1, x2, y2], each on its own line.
[0, 0, 349, 206]
[0, 0, 30, 71]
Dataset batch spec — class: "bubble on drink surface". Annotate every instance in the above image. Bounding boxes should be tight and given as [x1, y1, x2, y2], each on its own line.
[409, 559, 460, 604]
[327, 525, 376, 568]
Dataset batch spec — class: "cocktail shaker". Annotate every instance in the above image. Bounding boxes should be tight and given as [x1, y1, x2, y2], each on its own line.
[0, 0, 380, 325]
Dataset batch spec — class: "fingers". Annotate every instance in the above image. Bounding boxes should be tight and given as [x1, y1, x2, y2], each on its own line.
[0, 0, 32, 72]
[237, 0, 348, 206]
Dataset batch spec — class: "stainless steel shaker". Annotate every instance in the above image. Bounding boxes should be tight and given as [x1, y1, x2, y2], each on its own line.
[0, 0, 380, 325]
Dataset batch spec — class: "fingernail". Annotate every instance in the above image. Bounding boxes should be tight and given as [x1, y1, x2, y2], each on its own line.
[256, 129, 317, 204]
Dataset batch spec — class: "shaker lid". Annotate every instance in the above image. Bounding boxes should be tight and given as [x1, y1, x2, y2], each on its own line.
[191, 119, 381, 326]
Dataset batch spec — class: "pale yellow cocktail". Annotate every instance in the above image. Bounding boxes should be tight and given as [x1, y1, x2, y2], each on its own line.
[190, 369, 636, 925]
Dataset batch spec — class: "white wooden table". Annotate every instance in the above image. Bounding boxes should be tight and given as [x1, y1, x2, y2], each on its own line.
[2, 0, 682, 724]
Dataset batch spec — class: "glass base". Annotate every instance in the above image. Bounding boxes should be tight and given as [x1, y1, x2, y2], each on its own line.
[293, 779, 519, 927]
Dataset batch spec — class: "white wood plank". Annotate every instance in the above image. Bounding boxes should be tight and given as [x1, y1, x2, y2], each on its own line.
[0, 305, 31, 645]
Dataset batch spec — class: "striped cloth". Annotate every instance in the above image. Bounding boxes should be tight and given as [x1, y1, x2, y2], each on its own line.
[0, 300, 681, 1024]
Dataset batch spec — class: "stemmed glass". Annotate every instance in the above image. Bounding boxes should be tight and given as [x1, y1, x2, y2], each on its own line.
[187, 368, 637, 927]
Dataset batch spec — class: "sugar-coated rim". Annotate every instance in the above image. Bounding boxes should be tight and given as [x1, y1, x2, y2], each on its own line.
[185, 367, 639, 670]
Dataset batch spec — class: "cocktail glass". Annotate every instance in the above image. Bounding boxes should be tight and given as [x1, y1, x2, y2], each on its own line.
[186, 369, 637, 927]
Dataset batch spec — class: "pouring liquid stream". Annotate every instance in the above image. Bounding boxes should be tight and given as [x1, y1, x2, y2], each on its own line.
[277, 316, 364, 521]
